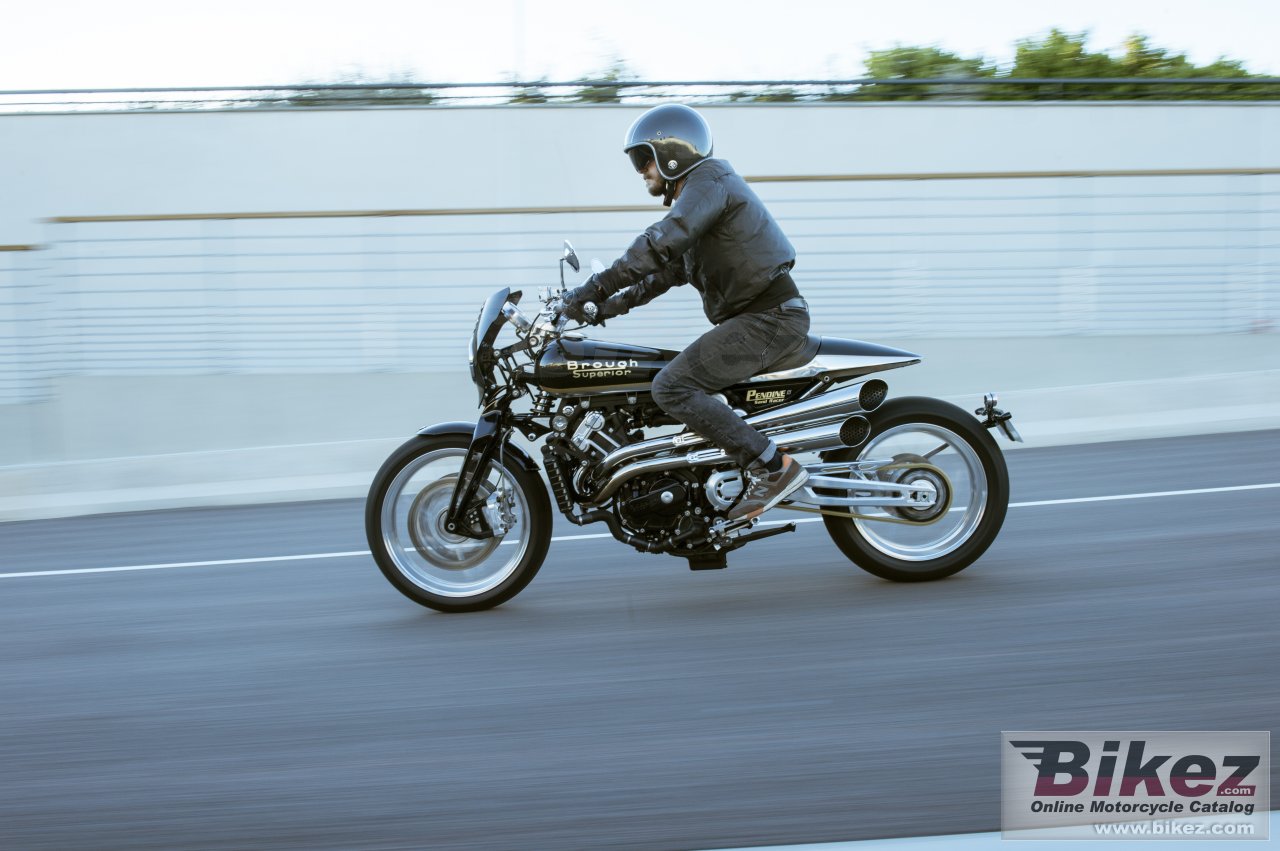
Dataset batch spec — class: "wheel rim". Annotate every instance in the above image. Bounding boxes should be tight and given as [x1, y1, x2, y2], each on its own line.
[851, 423, 988, 562]
[380, 448, 531, 598]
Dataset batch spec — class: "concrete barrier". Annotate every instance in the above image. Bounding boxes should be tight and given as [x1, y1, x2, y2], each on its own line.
[3, 336, 1276, 521]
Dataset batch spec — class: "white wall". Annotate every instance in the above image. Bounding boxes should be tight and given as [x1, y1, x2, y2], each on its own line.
[4, 101, 1279, 243]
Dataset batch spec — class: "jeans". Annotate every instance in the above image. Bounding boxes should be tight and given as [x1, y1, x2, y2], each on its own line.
[651, 300, 811, 469]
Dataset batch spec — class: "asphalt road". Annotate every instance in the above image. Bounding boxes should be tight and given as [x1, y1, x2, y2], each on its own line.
[2, 431, 1277, 850]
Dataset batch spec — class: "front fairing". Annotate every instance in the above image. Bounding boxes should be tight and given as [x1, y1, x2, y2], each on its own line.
[469, 287, 517, 392]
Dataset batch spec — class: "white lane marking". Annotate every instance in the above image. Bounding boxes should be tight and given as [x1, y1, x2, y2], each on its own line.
[0, 550, 371, 579]
[705, 810, 1280, 849]
[1010, 481, 1280, 508]
[2, 482, 1276, 580]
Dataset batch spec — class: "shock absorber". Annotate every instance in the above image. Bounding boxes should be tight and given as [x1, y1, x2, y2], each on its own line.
[542, 441, 576, 514]
[543, 438, 664, 554]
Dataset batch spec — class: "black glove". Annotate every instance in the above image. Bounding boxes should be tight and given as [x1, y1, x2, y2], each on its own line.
[598, 293, 629, 321]
[561, 276, 606, 324]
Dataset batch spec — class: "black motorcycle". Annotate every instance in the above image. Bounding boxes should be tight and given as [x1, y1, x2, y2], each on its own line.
[365, 243, 1022, 612]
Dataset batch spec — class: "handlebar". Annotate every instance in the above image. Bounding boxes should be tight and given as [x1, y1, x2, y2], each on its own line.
[546, 295, 598, 333]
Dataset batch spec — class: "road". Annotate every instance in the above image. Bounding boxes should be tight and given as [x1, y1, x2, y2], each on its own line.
[1, 430, 1277, 850]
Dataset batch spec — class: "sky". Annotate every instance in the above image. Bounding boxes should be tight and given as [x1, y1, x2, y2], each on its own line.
[3, 0, 1277, 91]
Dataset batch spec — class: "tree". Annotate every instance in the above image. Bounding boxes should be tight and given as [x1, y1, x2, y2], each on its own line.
[992, 29, 1269, 100]
[572, 62, 634, 104]
[509, 80, 550, 104]
[259, 71, 436, 108]
[828, 45, 994, 101]
[730, 86, 801, 103]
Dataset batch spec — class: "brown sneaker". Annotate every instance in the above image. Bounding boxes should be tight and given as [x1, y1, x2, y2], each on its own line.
[726, 455, 809, 522]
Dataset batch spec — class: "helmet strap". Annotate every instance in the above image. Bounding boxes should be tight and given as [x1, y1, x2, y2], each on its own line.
[662, 180, 675, 207]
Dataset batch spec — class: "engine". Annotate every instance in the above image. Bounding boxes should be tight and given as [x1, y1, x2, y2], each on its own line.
[543, 396, 750, 545]
[616, 471, 700, 536]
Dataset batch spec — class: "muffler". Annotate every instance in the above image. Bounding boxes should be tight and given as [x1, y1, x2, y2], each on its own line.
[776, 414, 870, 454]
[750, 378, 886, 429]
[596, 378, 888, 472]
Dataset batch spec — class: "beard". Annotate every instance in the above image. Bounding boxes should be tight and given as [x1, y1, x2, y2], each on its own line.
[645, 176, 666, 198]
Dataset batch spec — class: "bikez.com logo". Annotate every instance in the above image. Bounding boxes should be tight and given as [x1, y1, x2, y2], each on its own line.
[745, 388, 790, 406]
[1013, 739, 1259, 811]
[566, 358, 638, 379]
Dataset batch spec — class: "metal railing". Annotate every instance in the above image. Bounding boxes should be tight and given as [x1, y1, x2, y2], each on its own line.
[0, 247, 51, 404]
[2, 168, 1273, 407]
[3, 78, 1280, 113]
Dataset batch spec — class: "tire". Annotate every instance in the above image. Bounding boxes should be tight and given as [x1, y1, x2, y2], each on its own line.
[820, 396, 1009, 582]
[365, 434, 552, 612]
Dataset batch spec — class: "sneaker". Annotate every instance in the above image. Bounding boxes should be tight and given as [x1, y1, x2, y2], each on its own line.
[726, 455, 809, 522]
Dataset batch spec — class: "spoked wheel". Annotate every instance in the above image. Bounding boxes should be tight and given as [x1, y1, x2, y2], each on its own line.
[365, 435, 552, 612]
[820, 397, 1009, 582]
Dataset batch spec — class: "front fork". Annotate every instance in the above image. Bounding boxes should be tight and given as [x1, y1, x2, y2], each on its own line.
[445, 411, 507, 540]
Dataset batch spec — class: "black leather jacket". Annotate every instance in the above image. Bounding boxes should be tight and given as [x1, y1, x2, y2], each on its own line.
[590, 159, 797, 325]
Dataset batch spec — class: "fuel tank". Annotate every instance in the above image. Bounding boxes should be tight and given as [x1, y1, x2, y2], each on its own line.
[534, 335, 822, 416]
[536, 337, 677, 395]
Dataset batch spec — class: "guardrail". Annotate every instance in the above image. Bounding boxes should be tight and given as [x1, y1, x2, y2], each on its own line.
[3, 78, 1279, 113]
[0, 246, 50, 404]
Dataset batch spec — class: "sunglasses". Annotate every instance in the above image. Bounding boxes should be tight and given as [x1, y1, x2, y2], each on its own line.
[628, 147, 655, 173]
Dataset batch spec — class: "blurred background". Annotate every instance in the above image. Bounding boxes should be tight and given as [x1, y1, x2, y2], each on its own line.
[2, 90, 1277, 518]
[2, 5, 1277, 850]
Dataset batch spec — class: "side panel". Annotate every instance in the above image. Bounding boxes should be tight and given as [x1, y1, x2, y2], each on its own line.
[722, 378, 820, 414]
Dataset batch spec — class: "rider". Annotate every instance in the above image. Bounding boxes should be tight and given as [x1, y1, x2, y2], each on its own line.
[561, 104, 811, 522]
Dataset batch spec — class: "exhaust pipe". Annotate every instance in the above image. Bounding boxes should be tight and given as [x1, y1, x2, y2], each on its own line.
[589, 414, 870, 504]
[596, 378, 888, 472]
[776, 414, 870, 454]
[749, 378, 886, 429]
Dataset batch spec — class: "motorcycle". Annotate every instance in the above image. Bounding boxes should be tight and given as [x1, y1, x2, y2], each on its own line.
[365, 242, 1022, 612]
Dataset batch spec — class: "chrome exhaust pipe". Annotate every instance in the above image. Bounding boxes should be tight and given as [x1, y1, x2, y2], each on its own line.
[589, 414, 870, 504]
[749, 378, 886, 429]
[595, 379, 888, 473]
[776, 414, 870, 454]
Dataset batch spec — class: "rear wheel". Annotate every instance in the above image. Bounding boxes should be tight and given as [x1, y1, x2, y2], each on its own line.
[365, 435, 552, 611]
[820, 397, 1008, 582]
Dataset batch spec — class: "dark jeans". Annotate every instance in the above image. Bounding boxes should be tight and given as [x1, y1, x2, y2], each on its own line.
[651, 300, 811, 469]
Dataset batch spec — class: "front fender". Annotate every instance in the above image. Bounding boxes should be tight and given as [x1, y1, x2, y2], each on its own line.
[415, 420, 543, 481]
[417, 421, 480, 438]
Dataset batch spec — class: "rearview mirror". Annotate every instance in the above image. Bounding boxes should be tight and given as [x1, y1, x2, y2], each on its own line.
[562, 241, 580, 273]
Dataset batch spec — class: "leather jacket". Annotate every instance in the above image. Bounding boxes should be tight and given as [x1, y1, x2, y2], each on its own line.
[590, 159, 797, 325]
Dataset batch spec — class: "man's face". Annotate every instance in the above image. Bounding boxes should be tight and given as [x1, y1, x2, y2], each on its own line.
[637, 155, 664, 198]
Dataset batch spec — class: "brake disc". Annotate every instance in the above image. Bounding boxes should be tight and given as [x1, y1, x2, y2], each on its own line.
[407, 475, 501, 569]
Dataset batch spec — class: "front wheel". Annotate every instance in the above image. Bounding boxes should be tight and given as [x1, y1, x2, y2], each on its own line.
[820, 397, 1009, 582]
[365, 434, 552, 612]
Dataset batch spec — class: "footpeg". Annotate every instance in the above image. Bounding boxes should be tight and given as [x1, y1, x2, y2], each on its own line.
[684, 523, 797, 570]
[732, 522, 797, 545]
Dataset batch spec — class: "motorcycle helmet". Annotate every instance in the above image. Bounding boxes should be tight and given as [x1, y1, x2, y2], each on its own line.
[623, 104, 713, 181]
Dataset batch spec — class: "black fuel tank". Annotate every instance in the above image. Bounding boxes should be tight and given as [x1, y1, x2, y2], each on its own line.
[535, 337, 679, 395]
